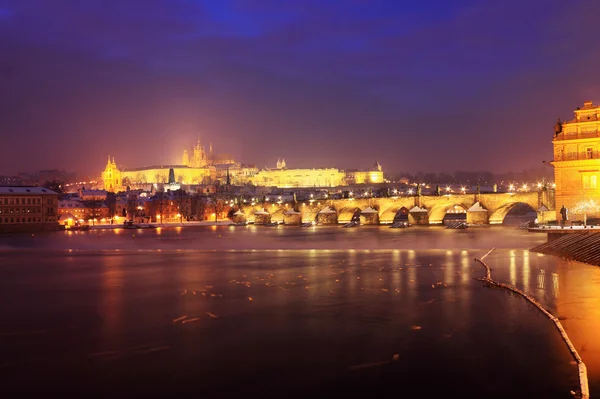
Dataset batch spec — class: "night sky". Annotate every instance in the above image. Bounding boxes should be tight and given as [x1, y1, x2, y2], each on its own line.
[1, 0, 599, 178]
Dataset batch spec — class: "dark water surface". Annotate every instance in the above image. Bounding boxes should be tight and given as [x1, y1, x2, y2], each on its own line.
[1, 226, 599, 398]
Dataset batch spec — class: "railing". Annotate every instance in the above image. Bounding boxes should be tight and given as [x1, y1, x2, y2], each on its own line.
[554, 129, 600, 141]
[561, 151, 600, 161]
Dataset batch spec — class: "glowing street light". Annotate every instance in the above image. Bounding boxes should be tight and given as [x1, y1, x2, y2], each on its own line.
[508, 184, 515, 192]
[445, 186, 451, 192]
[461, 186, 466, 193]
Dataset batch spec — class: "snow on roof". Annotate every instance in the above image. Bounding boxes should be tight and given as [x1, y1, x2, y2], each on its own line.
[361, 206, 378, 213]
[318, 206, 336, 214]
[284, 209, 301, 215]
[233, 210, 245, 216]
[467, 202, 487, 212]
[538, 204, 549, 212]
[409, 206, 427, 212]
[254, 209, 269, 215]
[0, 186, 58, 195]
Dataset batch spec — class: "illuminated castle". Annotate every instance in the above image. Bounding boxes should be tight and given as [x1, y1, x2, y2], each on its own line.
[182, 139, 235, 168]
[101, 139, 237, 192]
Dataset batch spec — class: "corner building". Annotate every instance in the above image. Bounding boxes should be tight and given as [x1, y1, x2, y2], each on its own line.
[553, 101, 600, 220]
[0, 187, 59, 232]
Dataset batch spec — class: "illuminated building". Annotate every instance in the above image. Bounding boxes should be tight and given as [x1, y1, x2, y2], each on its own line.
[347, 162, 385, 184]
[101, 139, 236, 192]
[102, 157, 122, 192]
[0, 186, 59, 232]
[249, 159, 347, 188]
[553, 101, 600, 220]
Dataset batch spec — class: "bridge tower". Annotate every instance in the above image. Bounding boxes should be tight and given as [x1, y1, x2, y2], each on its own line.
[552, 101, 600, 221]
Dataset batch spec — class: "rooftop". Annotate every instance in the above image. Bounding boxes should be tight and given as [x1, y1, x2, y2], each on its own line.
[0, 186, 59, 195]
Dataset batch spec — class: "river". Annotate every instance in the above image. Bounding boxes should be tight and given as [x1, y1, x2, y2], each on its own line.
[1, 225, 599, 397]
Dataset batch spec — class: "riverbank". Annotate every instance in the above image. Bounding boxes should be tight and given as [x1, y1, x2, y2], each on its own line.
[90, 220, 235, 229]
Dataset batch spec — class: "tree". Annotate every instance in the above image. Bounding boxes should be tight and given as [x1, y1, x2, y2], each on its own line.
[208, 193, 225, 222]
[173, 189, 190, 222]
[192, 194, 207, 221]
[106, 192, 116, 218]
[42, 180, 65, 194]
[84, 200, 103, 225]
[571, 199, 600, 226]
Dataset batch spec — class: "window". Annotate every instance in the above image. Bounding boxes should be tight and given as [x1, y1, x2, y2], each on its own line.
[583, 174, 598, 189]
[27, 198, 31, 204]
[587, 147, 594, 159]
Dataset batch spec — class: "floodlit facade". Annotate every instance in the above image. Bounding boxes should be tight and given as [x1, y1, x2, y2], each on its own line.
[0, 186, 59, 232]
[553, 100, 600, 220]
[248, 159, 384, 188]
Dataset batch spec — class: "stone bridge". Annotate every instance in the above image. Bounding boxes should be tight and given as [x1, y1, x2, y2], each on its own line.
[237, 191, 555, 225]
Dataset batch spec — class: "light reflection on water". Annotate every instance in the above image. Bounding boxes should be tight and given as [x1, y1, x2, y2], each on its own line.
[0, 226, 599, 396]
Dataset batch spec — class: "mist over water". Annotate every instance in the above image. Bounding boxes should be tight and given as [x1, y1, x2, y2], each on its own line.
[0, 225, 547, 252]
[0, 226, 599, 397]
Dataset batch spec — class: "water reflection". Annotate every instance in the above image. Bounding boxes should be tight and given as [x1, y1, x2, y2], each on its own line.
[100, 254, 124, 348]
[0, 227, 595, 397]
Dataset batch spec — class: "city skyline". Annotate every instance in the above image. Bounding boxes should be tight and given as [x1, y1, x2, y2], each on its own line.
[1, 1, 600, 177]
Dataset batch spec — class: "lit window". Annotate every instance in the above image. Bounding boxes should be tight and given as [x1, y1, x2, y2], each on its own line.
[583, 175, 598, 189]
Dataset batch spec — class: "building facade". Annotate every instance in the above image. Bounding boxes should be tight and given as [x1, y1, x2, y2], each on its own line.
[0, 187, 59, 232]
[248, 159, 384, 188]
[347, 162, 385, 184]
[553, 100, 600, 220]
[249, 162, 347, 188]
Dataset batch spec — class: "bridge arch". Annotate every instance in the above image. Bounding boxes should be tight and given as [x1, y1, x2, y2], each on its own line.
[488, 202, 537, 225]
[428, 202, 467, 225]
[380, 206, 409, 224]
[338, 206, 362, 224]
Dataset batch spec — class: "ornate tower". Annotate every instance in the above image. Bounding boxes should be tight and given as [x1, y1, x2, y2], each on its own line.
[102, 156, 122, 192]
[553, 100, 600, 221]
[182, 149, 190, 167]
